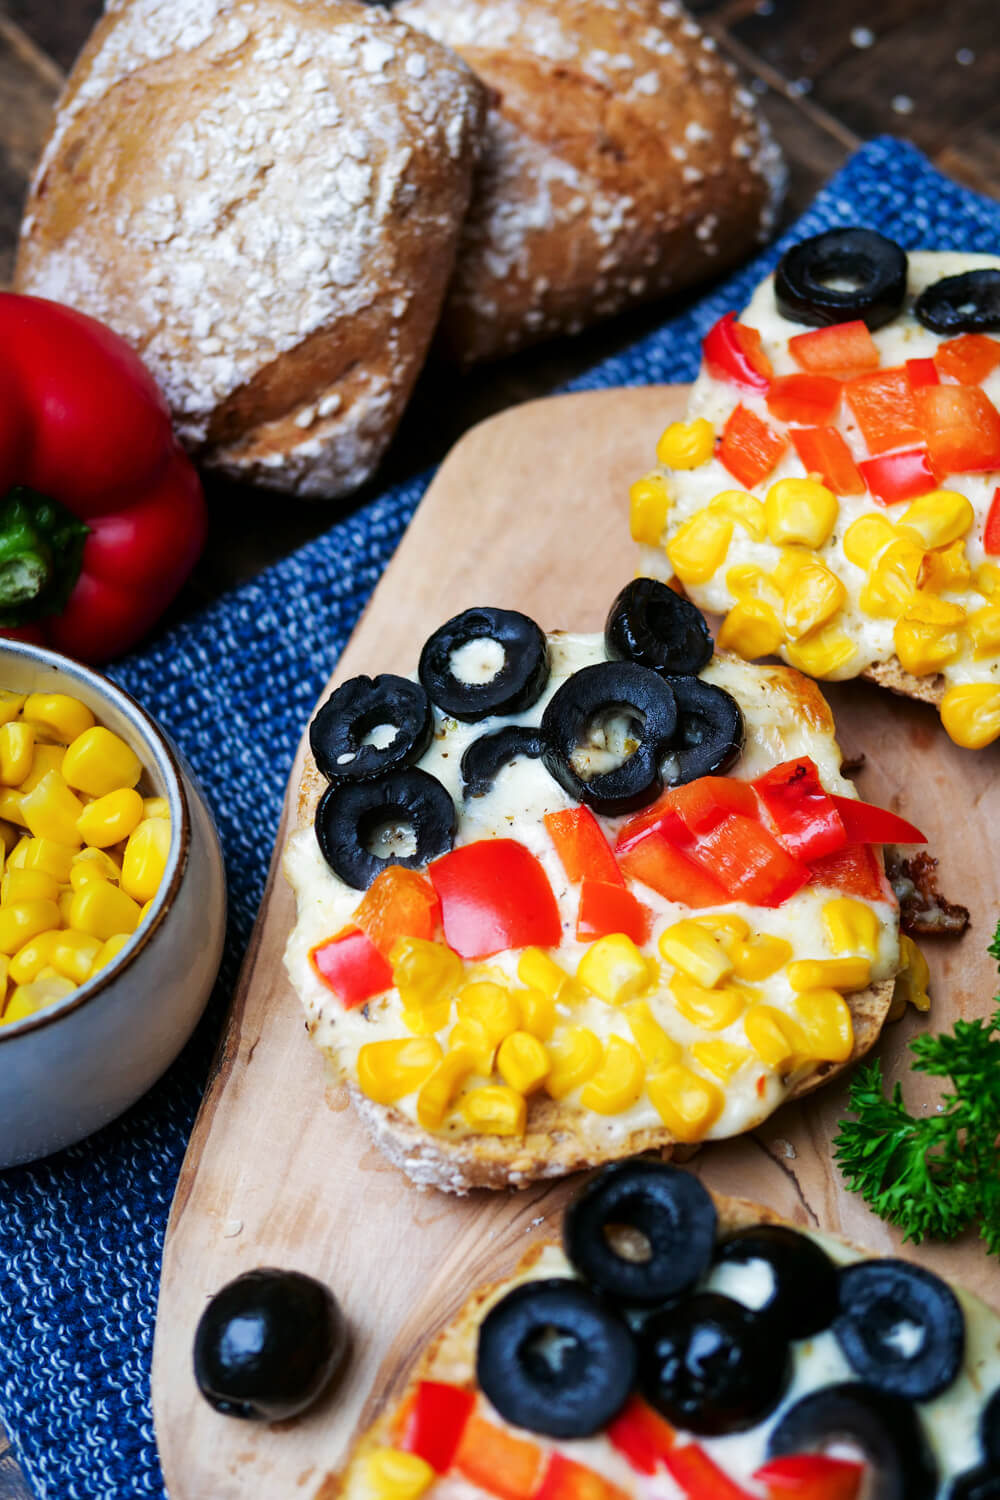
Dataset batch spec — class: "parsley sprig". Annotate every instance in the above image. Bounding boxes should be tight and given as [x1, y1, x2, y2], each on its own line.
[833, 922, 1000, 1256]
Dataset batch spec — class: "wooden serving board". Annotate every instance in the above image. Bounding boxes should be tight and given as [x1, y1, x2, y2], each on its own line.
[152, 386, 1000, 1500]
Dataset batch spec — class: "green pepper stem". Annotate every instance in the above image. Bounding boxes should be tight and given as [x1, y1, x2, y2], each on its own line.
[0, 488, 90, 625]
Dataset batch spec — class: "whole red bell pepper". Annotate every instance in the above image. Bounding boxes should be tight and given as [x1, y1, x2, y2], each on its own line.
[0, 293, 206, 662]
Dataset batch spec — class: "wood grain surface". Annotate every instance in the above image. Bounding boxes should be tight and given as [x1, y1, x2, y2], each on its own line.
[153, 385, 1000, 1500]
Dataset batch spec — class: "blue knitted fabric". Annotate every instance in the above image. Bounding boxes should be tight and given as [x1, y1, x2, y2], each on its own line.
[1, 137, 999, 1500]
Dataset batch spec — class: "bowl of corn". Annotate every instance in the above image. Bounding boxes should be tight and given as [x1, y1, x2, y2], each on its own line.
[0, 638, 226, 1165]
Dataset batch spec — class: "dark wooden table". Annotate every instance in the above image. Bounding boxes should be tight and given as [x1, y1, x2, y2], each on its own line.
[0, 1, 996, 1494]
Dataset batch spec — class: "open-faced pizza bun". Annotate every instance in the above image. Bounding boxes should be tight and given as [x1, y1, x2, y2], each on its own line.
[282, 583, 923, 1194]
[633, 233, 1000, 751]
[337, 1163, 1000, 1500]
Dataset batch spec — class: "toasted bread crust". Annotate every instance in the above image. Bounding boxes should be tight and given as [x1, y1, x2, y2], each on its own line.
[862, 659, 946, 708]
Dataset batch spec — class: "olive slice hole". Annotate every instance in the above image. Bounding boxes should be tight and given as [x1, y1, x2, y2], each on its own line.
[707, 1255, 777, 1312]
[603, 1222, 653, 1264]
[360, 813, 418, 861]
[884, 1318, 926, 1359]
[521, 1324, 586, 1383]
[449, 637, 507, 686]
[569, 708, 644, 780]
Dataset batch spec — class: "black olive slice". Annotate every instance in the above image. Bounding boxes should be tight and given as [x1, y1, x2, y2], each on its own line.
[460, 726, 544, 799]
[834, 1258, 965, 1401]
[541, 662, 677, 816]
[767, 1382, 938, 1500]
[983, 1387, 1000, 1465]
[605, 578, 713, 677]
[951, 1464, 1000, 1499]
[315, 768, 456, 890]
[712, 1224, 838, 1341]
[914, 269, 1000, 335]
[476, 1279, 636, 1439]
[193, 1268, 348, 1421]
[638, 1292, 790, 1437]
[775, 228, 908, 330]
[563, 1161, 716, 1307]
[663, 676, 744, 785]
[309, 674, 433, 785]
[419, 607, 549, 722]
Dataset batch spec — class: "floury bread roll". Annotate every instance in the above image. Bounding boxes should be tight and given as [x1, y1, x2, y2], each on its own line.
[394, 0, 785, 364]
[15, 0, 486, 499]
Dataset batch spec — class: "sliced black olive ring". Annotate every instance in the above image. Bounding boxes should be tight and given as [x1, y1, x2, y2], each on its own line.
[563, 1160, 717, 1307]
[914, 268, 1000, 334]
[460, 726, 544, 799]
[834, 1258, 965, 1402]
[541, 661, 677, 816]
[315, 768, 456, 890]
[767, 1382, 938, 1500]
[476, 1279, 636, 1439]
[418, 607, 549, 723]
[605, 578, 713, 678]
[662, 676, 744, 785]
[309, 674, 433, 785]
[712, 1223, 838, 1342]
[775, 227, 908, 331]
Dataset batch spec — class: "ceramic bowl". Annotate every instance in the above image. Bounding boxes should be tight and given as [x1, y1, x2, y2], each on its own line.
[0, 639, 226, 1166]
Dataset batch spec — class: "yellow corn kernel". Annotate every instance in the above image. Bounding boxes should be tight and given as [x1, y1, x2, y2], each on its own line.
[858, 539, 924, 619]
[138, 899, 155, 923]
[966, 605, 1000, 659]
[843, 514, 898, 570]
[656, 418, 715, 469]
[58, 890, 74, 925]
[691, 1040, 753, 1081]
[787, 957, 872, 992]
[581, 1036, 645, 1115]
[0, 692, 25, 726]
[941, 683, 1000, 750]
[624, 998, 682, 1069]
[19, 745, 65, 794]
[516, 987, 556, 1041]
[0, 791, 25, 828]
[659, 920, 732, 989]
[0, 899, 62, 956]
[691, 913, 751, 944]
[518, 947, 571, 1000]
[21, 837, 77, 882]
[647, 1064, 723, 1142]
[921, 539, 973, 594]
[50, 931, 103, 985]
[391, 937, 462, 1012]
[771, 546, 815, 592]
[782, 564, 846, 641]
[70, 863, 107, 891]
[545, 1027, 603, 1099]
[19, 771, 85, 846]
[0, 824, 17, 856]
[73, 846, 122, 881]
[365, 1449, 435, 1500]
[726, 564, 783, 608]
[709, 489, 767, 539]
[400, 1001, 451, 1037]
[356, 1038, 443, 1106]
[793, 989, 854, 1062]
[2, 867, 60, 906]
[9, 930, 61, 985]
[120, 817, 171, 903]
[890, 933, 931, 1018]
[670, 974, 746, 1031]
[416, 1048, 476, 1129]
[0, 721, 34, 786]
[497, 1030, 550, 1094]
[629, 473, 672, 545]
[577, 934, 653, 1006]
[77, 787, 144, 849]
[765, 478, 838, 548]
[717, 599, 785, 660]
[5, 973, 74, 1016]
[456, 982, 521, 1046]
[62, 726, 143, 798]
[784, 625, 857, 680]
[460, 1085, 527, 1136]
[893, 596, 965, 677]
[142, 796, 170, 820]
[89, 932, 132, 976]
[0, 952, 8, 998]
[21, 693, 95, 744]
[897, 489, 974, 549]
[744, 1005, 800, 1068]
[821, 897, 881, 958]
[666, 511, 733, 587]
[729, 933, 793, 981]
[448, 1017, 495, 1074]
[67, 881, 141, 941]
[977, 562, 1000, 599]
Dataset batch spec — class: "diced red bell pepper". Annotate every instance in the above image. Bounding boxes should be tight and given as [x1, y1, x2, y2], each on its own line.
[398, 1381, 475, 1472]
[915, 385, 1000, 474]
[984, 488, 1000, 554]
[428, 838, 562, 959]
[831, 795, 926, 845]
[534, 1453, 631, 1500]
[692, 814, 810, 907]
[754, 1453, 864, 1500]
[789, 427, 865, 496]
[858, 447, 939, 505]
[934, 333, 1000, 386]
[845, 367, 922, 455]
[905, 357, 939, 389]
[616, 829, 732, 909]
[662, 1443, 757, 1499]
[577, 878, 651, 944]
[309, 927, 393, 1009]
[453, 1415, 546, 1500]
[617, 776, 759, 852]
[753, 756, 847, 861]
[703, 312, 773, 391]
[606, 1395, 676, 1474]
[352, 865, 440, 958]
[807, 843, 887, 902]
[787, 320, 880, 380]
[766, 375, 842, 426]
[545, 806, 624, 887]
[718, 405, 788, 489]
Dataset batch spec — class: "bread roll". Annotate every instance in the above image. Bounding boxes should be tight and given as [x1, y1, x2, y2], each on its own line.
[394, 0, 785, 364]
[15, 0, 486, 498]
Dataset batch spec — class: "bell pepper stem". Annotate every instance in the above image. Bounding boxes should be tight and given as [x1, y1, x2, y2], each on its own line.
[0, 488, 89, 624]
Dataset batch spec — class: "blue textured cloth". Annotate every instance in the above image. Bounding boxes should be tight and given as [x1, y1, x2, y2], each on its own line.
[1, 136, 999, 1500]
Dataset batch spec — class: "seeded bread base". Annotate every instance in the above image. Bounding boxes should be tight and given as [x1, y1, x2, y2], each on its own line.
[862, 660, 946, 709]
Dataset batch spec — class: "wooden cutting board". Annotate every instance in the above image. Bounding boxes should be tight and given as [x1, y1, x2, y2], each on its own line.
[152, 386, 1000, 1500]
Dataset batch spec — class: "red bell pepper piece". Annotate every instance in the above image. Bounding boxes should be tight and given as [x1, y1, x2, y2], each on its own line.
[309, 927, 393, 1009]
[787, 320, 880, 380]
[858, 447, 939, 505]
[703, 312, 773, 391]
[934, 333, 1000, 386]
[807, 843, 887, 902]
[844, 367, 922, 455]
[534, 1453, 630, 1500]
[398, 1381, 475, 1472]
[606, 1395, 676, 1474]
[545, 806, 624, 886]
[693, 814, 810, 907]
[718, 405, 788, 489]
[915, 385, 1000, 474]
[831, 795, 926, 845]
[429, 838, 561, 958]
[617, 776, 758, 851]
[984, 488, 1000, 554]
[905, 357, 939, 389]
[662, 1443, 757, 1499]
[754, 1453, 864, 1500]
[0, 293, 206, 662]
[753, 756, 847, 860]
[576, 878, 651, 944]
[616, 829, 731, 908]
[352, 865, 440, 958]
[789, 427, 865, 496]
[452, 1415, 546, 1500]
[766, 375, 842, 426]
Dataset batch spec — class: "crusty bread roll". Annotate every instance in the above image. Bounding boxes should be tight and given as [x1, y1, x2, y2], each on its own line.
[15, 0, 486, 499]
[394, 0, 785, 364]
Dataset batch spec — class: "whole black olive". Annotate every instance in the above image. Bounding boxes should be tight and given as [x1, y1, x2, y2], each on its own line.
[951, 1465, 1000, 1500]
[834, 1258, 965, 1402]
[563, 1160, 717, 1307]
[638, 1292, 790, 1436]
[418, 607, 549, 722]
[315, 767, 456, 889]
[193, 1268, 348, 1421]
[982, 1387, 1000, 1465]
[775, 228, 908, 330]
[605, 578, 713, 677]
[476, 1279, 636, 1439]
[309, 674, 433, 785]
[541, 661, 677, 816]
[460, 726, 544, 799]
[712, 1224, 838, 1342]
[915, 269, 1000, 335]
[662, 676, 744, 785]
[767, 1382, 938, 1500]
